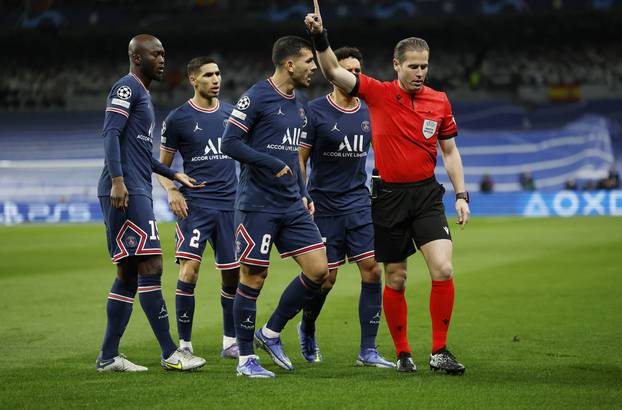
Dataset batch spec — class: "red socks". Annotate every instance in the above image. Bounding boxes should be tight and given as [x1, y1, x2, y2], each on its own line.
[383, 286, 411, 356]
[430, 278, 454, 353]
[383, 279, 455, 355]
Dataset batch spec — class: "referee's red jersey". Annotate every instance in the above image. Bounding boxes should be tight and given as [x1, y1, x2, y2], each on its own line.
[357, 74, 458, 183]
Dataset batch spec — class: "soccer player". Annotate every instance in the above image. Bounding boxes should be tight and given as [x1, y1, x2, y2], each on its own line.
[297, 46, 394, 368]
[96, 34, 207, 372]
[305, 1, 470, 375]
[221, 36, 328, 378]
[157, 57, 240, 359]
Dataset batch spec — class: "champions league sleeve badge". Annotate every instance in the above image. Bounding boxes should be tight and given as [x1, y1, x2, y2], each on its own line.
[116, 86, 132, 100]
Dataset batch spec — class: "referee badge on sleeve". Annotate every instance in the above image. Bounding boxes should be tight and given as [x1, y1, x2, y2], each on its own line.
[422, 119, 438, 139]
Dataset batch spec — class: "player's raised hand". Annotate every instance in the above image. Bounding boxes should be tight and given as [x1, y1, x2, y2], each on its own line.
[275, 165, 293, 178]
[167, 188, 189, 219]
[456, 199, 470, 230]
[174, 172, 206, 189]
[305, 0, 323, 33]
[110, 176, 129, 209]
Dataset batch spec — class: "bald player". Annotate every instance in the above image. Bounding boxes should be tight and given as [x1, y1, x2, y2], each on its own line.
[96, 34, 207, 372]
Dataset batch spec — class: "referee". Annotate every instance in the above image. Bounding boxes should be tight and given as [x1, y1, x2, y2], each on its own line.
[305, 0, 469, 375]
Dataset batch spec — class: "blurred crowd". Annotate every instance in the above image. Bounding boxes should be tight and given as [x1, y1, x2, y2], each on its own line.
[1, 0, 620, 110]
[2, 42, 621, 111]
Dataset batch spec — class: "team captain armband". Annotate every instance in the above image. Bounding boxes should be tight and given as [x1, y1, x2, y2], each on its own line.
[348, 75, 360, 97]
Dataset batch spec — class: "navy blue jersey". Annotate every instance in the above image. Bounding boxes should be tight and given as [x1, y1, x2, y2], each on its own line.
[161, 99, 237, 210]
[97, 73, 164, 198]
[222, 78, 309, 213]
[302, 94, 372, 215]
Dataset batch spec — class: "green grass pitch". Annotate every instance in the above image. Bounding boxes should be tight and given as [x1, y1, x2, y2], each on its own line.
[1, 217, 621, 409]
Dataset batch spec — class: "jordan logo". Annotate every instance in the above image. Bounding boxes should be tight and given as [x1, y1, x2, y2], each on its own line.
[331, 122, 340, 132]
[276, 106, 285, 116]
[241, 316, 254, 330]
[180, 312, 189, 319]
[158, 305, 168, 319]
[194, 122, 203, 132]
[370, 311, 381, 325]
[443, 226, 449, 235]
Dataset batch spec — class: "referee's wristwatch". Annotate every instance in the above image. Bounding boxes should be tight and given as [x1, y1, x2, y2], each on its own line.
[455, 192, 469, 203]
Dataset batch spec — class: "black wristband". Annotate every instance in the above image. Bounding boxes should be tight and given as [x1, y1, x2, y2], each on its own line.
[456, 192, 469, 203]
[310, 29, 330, 52]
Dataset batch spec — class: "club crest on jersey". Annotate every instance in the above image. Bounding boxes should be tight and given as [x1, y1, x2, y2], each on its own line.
[361, 121, 370, 133]
[125, 235, 137, 248]
[116, 86, 132, 100]
[236, 96, 251, 110]
[422, 119, 438, 139]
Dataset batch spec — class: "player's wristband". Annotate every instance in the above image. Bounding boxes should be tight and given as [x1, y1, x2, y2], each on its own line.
[456, 192, 469, 203]
[310, 29, 330, 52]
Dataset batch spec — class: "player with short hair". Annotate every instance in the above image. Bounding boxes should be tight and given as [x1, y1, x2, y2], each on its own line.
[157, 57, 239, 359]
[306, 2, 469, 375]
[96, 34, 206, 372]
[221, 35, 329, 378]
[297, 46, 394, 368]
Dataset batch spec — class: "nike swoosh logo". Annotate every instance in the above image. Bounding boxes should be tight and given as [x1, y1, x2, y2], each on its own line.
[98, 359, 115, 368]
[163, 360, 183, 370]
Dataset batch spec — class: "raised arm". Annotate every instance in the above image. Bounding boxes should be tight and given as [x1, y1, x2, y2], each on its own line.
[305, 0, 357, 94]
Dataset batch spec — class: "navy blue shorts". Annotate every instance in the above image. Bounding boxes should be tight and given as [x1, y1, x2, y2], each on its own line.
[99, 195, 161, 264]
[234, 208, 325, 267]
[314, 207, 375, 269]
[175, 205, 239, 270]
